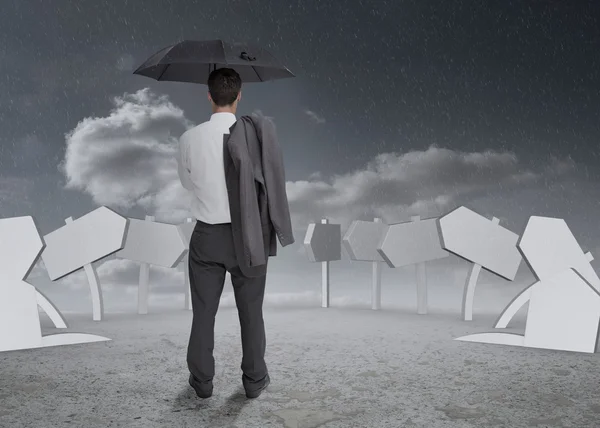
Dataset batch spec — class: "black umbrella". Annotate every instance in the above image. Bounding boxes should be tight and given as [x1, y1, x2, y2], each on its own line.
[133, 39, 294, 84]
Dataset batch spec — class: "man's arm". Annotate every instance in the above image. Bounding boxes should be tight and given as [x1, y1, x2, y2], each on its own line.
[177, 137, 194, 190]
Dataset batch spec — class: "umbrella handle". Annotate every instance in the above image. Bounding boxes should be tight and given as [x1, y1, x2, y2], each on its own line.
[240, 51, 256, 61]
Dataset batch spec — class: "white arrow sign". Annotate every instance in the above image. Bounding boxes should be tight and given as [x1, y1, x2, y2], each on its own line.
[116, 217, 187, 268]
[439, 206, 522, 321]
[377, 216, 449, 315]
[116, 216, 187, 314]
[41, 206, 128, 280]
[377, 217, 449, 268]
[343, 218, 388, 310]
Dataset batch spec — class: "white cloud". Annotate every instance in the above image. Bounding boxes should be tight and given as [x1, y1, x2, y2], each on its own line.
[59, 88, 194, 223]
[286, 146, 575, 231]
[305, 110, 326, 124]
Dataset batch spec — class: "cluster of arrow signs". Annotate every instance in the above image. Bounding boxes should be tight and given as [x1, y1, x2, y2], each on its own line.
[41, 207, 197, 322]
[304, 205, 523, 320]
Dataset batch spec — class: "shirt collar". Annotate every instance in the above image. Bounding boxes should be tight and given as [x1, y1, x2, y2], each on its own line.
[210, 112, 236, 122]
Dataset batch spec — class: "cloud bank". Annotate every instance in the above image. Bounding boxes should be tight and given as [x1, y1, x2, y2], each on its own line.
[287, 147, 575, 230]
[59, 88, 576, 233]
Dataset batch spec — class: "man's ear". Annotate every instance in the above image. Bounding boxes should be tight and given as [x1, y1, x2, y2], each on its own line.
[237, 91, 242, 102]
[207, 92, 213, 103]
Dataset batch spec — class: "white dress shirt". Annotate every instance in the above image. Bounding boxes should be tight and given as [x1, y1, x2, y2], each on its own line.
[177, 112, 237, 224]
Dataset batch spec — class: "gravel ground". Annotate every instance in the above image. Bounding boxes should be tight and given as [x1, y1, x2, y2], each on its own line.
[1, 306, 600, 427]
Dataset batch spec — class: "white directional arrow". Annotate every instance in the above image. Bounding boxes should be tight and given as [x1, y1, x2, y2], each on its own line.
[439, 206, 522, 321]
[343, 218, 388, 310]
[41, 206, 128, 280]
[377, 216, 449, 315]
[116, 217, 187, 268]
[377, 217, 449, 268]
[116, 216, 187, 314]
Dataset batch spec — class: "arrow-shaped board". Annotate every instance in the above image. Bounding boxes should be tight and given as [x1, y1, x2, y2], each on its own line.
[42, 207, 128, 280]
[518, 216, 600, 288]
[304, 223, 341, 263]
[377, 218, 449, 268]
[116, 218, 187, 268]
[439, 206, 522, 281]
[343, 220, 388, 262]
[304, 219, 341, 308]
[343, 218, 388, 310]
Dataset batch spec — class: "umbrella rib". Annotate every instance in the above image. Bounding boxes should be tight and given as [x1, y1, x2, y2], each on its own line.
[156, 64, 170, 81]
[252, 66, 263, 82]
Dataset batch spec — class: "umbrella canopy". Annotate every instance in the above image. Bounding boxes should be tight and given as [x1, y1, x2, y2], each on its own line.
[133, 40, 294, 84]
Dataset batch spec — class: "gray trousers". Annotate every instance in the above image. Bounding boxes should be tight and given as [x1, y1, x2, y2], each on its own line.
[187, 219, 269, 390]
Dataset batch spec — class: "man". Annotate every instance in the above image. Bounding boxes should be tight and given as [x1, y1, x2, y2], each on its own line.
[177, 67, 294, 400]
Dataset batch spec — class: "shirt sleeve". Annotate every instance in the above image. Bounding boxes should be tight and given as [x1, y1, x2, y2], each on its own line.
[177, 137, 194, 190]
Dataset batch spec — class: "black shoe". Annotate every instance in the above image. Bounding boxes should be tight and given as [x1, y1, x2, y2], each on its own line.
[189, 374, 213, 399]
[245, 374, 270, 399]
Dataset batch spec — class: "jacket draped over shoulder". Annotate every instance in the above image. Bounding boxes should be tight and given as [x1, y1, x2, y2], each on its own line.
[224, 114, 294, 277]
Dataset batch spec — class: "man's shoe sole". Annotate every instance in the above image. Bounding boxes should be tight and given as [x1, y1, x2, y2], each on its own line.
[189, 375, 213, 399]
[245, 375, 270, 399]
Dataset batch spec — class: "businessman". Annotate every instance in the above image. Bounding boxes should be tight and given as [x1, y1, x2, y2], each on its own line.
[177, 68, 294, 399]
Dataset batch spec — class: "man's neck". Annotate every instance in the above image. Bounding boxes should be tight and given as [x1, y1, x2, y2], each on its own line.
[212, 107, 236, 115]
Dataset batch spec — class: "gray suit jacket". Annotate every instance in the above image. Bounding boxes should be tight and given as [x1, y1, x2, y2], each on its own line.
[224, 114, 295, 277]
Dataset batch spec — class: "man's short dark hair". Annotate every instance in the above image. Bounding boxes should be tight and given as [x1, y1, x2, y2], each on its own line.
[207, 68, 242, 106]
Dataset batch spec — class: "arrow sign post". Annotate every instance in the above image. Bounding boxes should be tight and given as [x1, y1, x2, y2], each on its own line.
[177, 217, 195, 311]
[411, 216, 429, 315]
[438, 206, 522, 321]
[140, 216, 153, 315]
[41, 206, 128, 320]
[116, 216, 187, 315]
[304, 218, 341, 308]
[342, 217, 388, 310]
[64, 216, 104, 321]
[377, 216, 449, 314]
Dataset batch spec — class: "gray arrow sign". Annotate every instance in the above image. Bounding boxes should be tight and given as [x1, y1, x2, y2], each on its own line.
[304, 223, 341, 263]
[342, 220, 388, 262]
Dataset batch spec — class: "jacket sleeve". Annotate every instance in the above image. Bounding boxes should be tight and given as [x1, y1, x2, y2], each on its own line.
[257, 118, 295, 247]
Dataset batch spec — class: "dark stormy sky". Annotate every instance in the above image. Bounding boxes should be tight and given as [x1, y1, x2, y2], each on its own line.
[2, 0, 600, 313]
